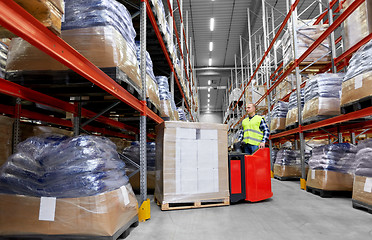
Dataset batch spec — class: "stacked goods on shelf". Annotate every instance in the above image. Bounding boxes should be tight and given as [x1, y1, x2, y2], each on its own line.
[343, 0, 372, 51]
[352, 139, 372, 207]
[306, 143, 357, 192]
[170, 95, 179, 121]
[156, 76, 175, 120]
[175, 58, 183, 83]
[271, 148, 278, 165]
[341, 39, 372, 109]
[270, 101, 288, 132]
[229, 88, 243, 105]
[282, 20, 331, 69]
[108, 137, 131, 153]
[150, 0, 174, 53]
[6, 0, 142, 92]
[135, 42, 161, 110]
[155, 122, 229, 210]
[177, 107, 186, 121]
[0, 0, 65, 38]
[274, 74, 293, 102]
[20, 124, 73, 142]
[245, 85, 267, 113]
[273, 149, 301, 179]
[285, 89, 304, 128]
[302, 73, 343, 123]
[0, 116, 14, 167]
[0, 135, 138, 237]
[0, 40, 8, 78]
[122, 142, 156, 191]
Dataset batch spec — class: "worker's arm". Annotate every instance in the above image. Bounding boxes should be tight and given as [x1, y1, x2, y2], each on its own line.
[237, 128, 244, 142]
[259, 119, 270, 148]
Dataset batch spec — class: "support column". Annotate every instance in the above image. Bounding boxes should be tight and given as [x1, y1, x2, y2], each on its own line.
[12, 97, 21, 152]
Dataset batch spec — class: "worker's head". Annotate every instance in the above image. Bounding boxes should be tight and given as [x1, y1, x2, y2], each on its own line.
[246, 103, 256, 116]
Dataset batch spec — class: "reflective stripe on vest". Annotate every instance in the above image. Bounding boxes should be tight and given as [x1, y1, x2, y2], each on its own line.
[241, 115, 264, 146]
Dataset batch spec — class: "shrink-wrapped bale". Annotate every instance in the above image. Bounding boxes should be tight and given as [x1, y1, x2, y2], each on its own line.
[343, 0, 372, 51]
[177, 107, 186, 121]
[0, 0, 64, 37]
[229, 88, 243, 104]
[307, 143, 357, 191]
[0, 41, 8, 78]
[273, 149, 301, 178]
[156, 76, 174, 119]
[270, 101, 288, 132]
[341, 39, 372, 107]
[302, 73, 343, 122]
[285, 89, 304, 127]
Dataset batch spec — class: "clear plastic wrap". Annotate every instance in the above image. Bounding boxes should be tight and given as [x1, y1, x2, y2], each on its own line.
[155, 122, 229, 205]
[270, 101, 288, 131]
[344, 39, 372, 82]
[343, 0, 372, 51]
[0, 135, 129, 198]
[0, 116, 14, 167]
[302, 73, 343, 121]
[306, 169, 354, 191]
[0, 0, 64, 37]
[0, 183, 138, 236]
[62, 0, 136, 52]
[285, 89, 304, 127]
[156, 76, 175, 118]
[229, 88, 243, 104]
[0, 41, 8, 78]
[177, 107, 186, 121]
[122, 142, 156, 171]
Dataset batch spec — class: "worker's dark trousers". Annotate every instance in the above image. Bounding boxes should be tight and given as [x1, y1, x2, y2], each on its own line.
[244, 143, 259, 155]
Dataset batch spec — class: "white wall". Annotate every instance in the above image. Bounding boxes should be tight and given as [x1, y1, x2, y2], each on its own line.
[199, 111, 223, 123]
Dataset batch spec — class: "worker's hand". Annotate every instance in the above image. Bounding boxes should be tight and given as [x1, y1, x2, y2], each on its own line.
[259, 142, 265, 149]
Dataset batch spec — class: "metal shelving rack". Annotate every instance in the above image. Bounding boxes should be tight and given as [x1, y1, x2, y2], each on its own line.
[223, 0, 372, 188]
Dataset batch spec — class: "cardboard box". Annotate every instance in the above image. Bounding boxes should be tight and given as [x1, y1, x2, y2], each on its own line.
[306, 169, 353, 191]
[20, 124, 73, 142]
[352, 175, 372, 205]
[155, 121, 229, 204]
[302, 97, 340, 121]
[286, 107, 298, 127]
[273, 164, 302, 178]
[0, 116, 14, 166]
[341, 71, 372, 106]
[270, 118, 286, 132]
[0, 0, 64, 38]
[127, 170, 156, 192]
[0, 184, 138, 236]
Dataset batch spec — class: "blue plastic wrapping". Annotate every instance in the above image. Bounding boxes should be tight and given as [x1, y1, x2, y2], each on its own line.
[271, 101, 288, 118]
[0, 135, 129, 198]
[135, 41, 157, 82]
[122, 142, 156, 171]
[304, 73, 343, 103]
[156, 76, 171, 100]
[344, 39, 372, 82]
[288, 89, 304, 110]
[62, 0, 137, 52]
[354, 139, 372, 177]
[177, 107, 186, 121]
[275, 149, 300, 166]
[308, 143, 358, 174]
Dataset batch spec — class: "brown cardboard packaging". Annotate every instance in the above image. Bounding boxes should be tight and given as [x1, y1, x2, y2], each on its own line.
[302, 97, 340, 121]
[341, 71, 372, 106]
[285, 107, 298, 127]
[0, 0, 64, 38]
[147, 75, 161, 111]
[155, 121, 229, 204]
[108, 137, 131, 153]
[306, 169, 353, 191]
[0, 116, 14, 166]
[0, 184, 138, 237]
[6, 26, 142, 90]
[127, 170, 156, 192]
[273, 164, 302, 178]
[19, 124, 73, 142]
[270, 118, 286, 132]
[352, 175, 372, 205]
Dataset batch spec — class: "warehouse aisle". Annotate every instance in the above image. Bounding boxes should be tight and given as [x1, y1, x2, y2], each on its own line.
[127, 179, 372, 240]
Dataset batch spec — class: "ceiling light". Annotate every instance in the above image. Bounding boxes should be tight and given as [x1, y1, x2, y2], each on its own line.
[208, 88, 211, 92]
[208, 99, 210, 102]
[208, 104, 210, 106]
[209, 58, 212, 66]
[208, 94, 210, 98]
[208, 80, 211, 85]
[209, 42, 213, 51]
[210, 18, 215, 31]
[207, 108, 210, 111]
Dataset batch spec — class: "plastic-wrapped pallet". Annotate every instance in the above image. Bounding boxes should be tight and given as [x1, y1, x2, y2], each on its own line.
[229, 88, 243, 104]
[156, 76, 174, 119]
[273, 149, 302, 178]
[135, 42, 161, 110]
[282, 20, 331, 69]
[353, 139, 372, 206]
[0, 40, 8, 78]
[0, 0, 64, 38]
[343, 0, 372, 51]
[306, 143, 357, 191]
[285, 89, 304, 128]
[177, 107, 186, 121]
[270, 101, 288, 132]
[0, 135, 138, 237]
[6, 0, 142, 91]
[341, 39, 372, 107]
[302, 73, 343, 123]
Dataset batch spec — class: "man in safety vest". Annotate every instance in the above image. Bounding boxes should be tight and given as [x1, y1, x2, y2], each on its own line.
[238, 103, 270, 154]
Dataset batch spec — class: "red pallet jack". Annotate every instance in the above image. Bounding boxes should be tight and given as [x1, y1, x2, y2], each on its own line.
[228, 147, 273, 203]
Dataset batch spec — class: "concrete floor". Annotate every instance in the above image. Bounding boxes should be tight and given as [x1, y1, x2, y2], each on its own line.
[127, 180, 372, 240]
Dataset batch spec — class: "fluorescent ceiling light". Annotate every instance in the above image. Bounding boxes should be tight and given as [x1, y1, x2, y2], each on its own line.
[208, 94, 210, 98]
[208, 88, 211, 92]
[208, 104, 210, 106]
[208, 99, 210, 102]
[209, 42, 213, 51]
[208, 80, 211, 85]
[209, 58, 212, 66]
[210, 18, 215, 31]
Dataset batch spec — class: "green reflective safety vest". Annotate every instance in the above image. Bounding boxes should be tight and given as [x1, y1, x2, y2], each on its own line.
[242, 115, 264, 146]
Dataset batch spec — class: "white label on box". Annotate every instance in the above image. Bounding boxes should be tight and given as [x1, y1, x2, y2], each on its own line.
[200, 129, 218, 140]
[120, 186, 130, 206]
[355, 74, 363, 89]
[176, 128, 196, 139]
[311, 170, 315, 179]
[39, 197, 56, 221]
[364, 178, 372, 193]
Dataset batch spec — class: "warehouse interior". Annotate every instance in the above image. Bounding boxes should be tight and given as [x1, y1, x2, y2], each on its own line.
[1, 0, 372, 239]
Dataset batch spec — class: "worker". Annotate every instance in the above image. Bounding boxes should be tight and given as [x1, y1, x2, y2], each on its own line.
[238, 103, 270, 154]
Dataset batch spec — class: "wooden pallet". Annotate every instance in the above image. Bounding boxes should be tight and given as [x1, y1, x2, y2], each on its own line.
[285, 122, 299, 131]
[341, 96, 372, 115]
[302, 115, 337, 126]
[352, 200, 372, 214]
[0, 216, 139, 240]
[306, 186, 352, 198]
[284, 60, 331, 74]
[155, 197, 230, 211]
[274, 175, 300, 181]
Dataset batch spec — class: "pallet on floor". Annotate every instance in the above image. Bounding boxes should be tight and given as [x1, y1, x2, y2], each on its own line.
[284, 60, 331, 74]
[341, 96, 372, 114]
[0, 216, 139, 240]
[352, 200, 372, 214]
[274, 175, 300, 181]
[306, 186, 352, 198]
[155, 197, 230, 211]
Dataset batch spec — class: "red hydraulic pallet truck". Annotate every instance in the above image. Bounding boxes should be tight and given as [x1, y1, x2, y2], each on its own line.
[228, 146, 273, 203]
